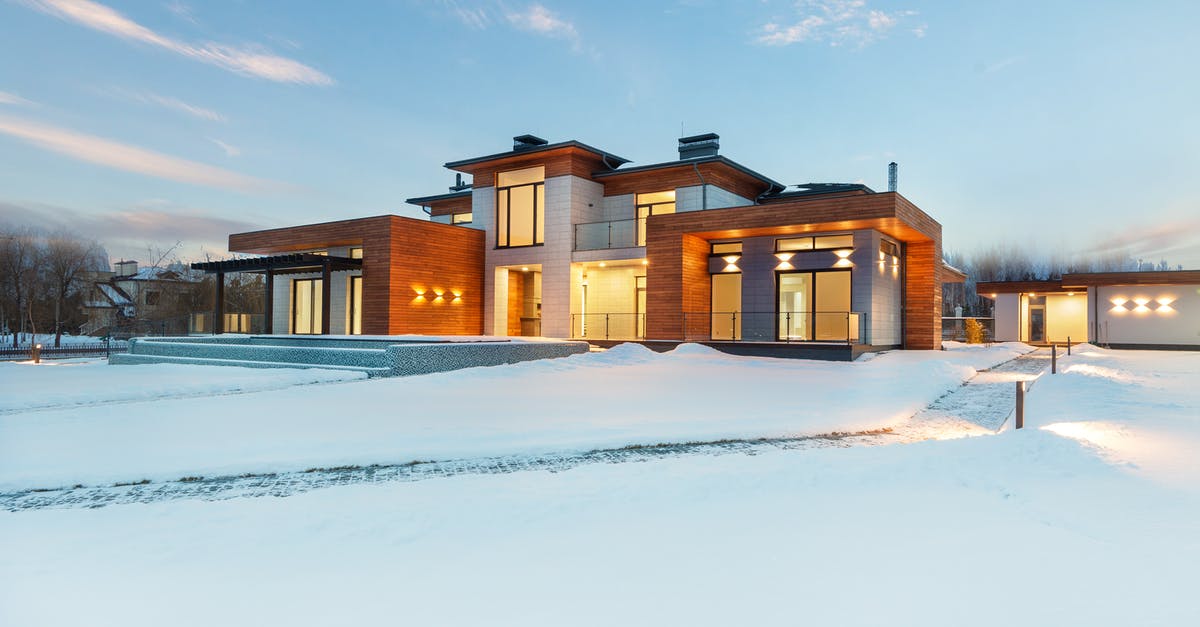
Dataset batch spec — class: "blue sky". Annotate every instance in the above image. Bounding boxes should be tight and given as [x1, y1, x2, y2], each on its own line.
[1, 0, 1198, 267]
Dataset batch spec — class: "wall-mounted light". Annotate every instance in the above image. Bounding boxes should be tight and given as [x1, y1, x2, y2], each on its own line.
[834, 258, 853, 268]
[833, 248, 854, 259]
[775, 252, 795, 262]
[641, 259, 649, 266]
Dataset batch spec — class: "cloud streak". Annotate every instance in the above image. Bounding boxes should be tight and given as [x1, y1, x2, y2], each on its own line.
[20, 0, 333, 85]
[0, 90, 35, 106]
[0, 114, 286, 193]
[441, 1, 583, 52]
[757, 1, 918, 48]
[126, 90, 225, 121]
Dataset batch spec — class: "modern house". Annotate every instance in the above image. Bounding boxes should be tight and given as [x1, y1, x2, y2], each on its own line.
[193, 133, 951, 354]
[977, 271, 1200, 349]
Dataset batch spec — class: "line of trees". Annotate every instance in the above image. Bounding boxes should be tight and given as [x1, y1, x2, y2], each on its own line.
[1, 226, 108, 347]
[943, 244, 1183, 317]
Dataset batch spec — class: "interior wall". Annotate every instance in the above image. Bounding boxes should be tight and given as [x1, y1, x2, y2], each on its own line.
[506, 270, 525, 336]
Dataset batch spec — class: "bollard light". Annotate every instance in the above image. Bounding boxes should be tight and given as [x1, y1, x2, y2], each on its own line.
[32, 343, 42, 364]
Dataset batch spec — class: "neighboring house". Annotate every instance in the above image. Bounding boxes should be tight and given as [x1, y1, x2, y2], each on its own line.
[977, 270, 1200, 349]
[82, 261, 203, 337]
[194, 133, 950, 352]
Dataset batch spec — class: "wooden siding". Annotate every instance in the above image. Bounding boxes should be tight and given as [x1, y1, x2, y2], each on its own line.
[598, 161, 772, 200]
[643, 192, 944, 348]
[228, 215, 483, 335]
[1061, 270, 1200, 286]
[425, 195, 473, 217]
[975, 280, 1070, 295]
[447, 146, 611, 187]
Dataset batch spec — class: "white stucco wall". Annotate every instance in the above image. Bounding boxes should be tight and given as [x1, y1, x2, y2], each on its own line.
[1095, 284, 1200, 346]
[993, 293, 1020, 342]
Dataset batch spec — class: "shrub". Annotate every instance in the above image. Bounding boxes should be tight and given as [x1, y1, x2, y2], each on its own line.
[965, 318, 984, 344]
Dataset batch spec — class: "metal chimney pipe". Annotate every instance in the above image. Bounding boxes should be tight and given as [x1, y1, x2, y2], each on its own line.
[888, 162, 898, 192]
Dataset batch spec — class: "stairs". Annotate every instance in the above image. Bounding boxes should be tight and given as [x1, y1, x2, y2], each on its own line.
[110, 338, 393, 377]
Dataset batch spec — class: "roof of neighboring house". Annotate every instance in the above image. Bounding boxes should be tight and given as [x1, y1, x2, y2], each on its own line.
[98, 283, 133, 307]
[976, 270, 1200, 294]
[943, 262, 968, 283]
[445, 140, 631, 170]
[122, 266, 199, 282]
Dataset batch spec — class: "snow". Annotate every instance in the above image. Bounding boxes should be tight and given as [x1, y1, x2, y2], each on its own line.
[0, 343, 1030, 491]
[0, 359, 366, 415]
[1, 344, 1199, 625]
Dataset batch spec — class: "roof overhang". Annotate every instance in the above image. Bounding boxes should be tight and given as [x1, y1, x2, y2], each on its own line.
[191, 253, 362, 275]
[593, 155, 785, 195]
[444, 140, 630, 172]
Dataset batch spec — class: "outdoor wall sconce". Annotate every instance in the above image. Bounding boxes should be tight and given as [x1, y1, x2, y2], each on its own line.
[1110, 295, 1176, 314]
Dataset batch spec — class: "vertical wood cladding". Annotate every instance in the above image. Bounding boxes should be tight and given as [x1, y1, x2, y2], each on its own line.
[644, 192, 944, 345]
[229, 215, 483, 336]
[507, 270, 525, 336]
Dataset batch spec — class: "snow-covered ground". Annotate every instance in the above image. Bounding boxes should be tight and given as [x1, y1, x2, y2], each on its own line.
[0, 359, 366, 414]
[0, 342, 1030, 491]
[1, 344, 1198, 626]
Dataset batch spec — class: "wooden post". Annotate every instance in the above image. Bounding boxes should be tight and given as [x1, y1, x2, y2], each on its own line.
[264, 270, 274, 335]
[1015, 381, 1025, 429]
[320, 259, 332, 335]
[214, 272, 225, 334]
[1052, 344, 1057, 374]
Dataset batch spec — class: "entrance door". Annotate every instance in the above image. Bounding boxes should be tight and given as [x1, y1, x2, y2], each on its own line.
[1029, 306, 1045, 343]
[292, 278, 323, 334]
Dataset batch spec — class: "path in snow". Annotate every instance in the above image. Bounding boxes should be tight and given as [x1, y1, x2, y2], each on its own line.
[1, 348, 1048, 512]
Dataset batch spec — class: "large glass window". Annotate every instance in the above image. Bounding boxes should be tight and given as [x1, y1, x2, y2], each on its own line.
[711, 273, 742, 340]
[496, 166, 545, 247]
[636, 190, 676, 246]
[348, 275, 362, 335]
[776, 234, 854, 252]
[777, 270, 851, 341]
[635, 275, 647, 339]
[292, 278, 323, 334]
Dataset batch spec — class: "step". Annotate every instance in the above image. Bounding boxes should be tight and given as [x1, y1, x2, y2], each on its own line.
[109, 353, 391, 377]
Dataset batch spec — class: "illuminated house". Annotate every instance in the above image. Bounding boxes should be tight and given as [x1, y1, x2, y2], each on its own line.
[977, 271, 1200, 349]
[195, 133, 952, 354]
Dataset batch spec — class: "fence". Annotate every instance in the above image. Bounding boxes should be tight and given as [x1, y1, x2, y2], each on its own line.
[570, 311, 868, 344]
[0, 340, 129, 361]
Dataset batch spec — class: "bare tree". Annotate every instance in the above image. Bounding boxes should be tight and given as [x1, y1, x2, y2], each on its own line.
[0, 227, 42, 347]
[44, 232, 107, 346]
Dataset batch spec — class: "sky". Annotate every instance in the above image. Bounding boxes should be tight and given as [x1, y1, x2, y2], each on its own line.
[1, 0, 1198, 268]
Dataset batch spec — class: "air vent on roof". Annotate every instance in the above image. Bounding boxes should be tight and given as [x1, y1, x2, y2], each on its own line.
[513, 134, 549, 150]
[449, 173, 472, 192]
[888, 162, 898, 192]
[678, 133, 719, 159]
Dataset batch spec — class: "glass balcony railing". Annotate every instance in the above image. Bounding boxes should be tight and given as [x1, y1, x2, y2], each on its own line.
[574, 218, 641, 251]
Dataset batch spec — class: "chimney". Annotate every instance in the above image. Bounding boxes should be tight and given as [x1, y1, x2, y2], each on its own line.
[678, 133, 719, 159]
[449, 173, 472, 192]
[114, 260, 138, 277]
[513, 134, 548, 151]
[888, 162, 898, 192]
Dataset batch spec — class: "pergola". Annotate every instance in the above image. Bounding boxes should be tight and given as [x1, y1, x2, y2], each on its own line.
[191, 253, 362, 334]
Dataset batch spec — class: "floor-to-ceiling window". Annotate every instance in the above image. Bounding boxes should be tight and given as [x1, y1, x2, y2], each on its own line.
[711, 273, 742, 340]
[348, 275, 362, 335]
[292, 278, 323, 334]
[496, 166, 545, 248]
[777, 270, 851, 341]
[635, 275, 647, 338]
[636, 190, 676, 246]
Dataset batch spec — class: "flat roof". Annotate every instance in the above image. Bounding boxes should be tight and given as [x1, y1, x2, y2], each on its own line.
[444, 140, 631, 170]
[592, 155, 785, 193]
[405, 189, 472, 206]
[192, 253, 362, 274]
[977, 270, 1200, 294]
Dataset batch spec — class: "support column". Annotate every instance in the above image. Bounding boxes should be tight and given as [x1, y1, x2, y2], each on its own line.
[214, 272, 225, 334]
[321, 260, 332, 335]
[264, 270, 274, 334]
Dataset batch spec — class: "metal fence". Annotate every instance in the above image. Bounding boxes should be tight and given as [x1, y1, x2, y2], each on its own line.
[0, 340, 129, 361]
[570, 311, 868, 344]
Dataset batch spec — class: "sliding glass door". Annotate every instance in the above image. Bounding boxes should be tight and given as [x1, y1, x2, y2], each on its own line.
[292, 278, 323, 334]
[777, 270, 851, 341]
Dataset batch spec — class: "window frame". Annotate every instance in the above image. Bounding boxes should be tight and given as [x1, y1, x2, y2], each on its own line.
[635, 191, 676, 247]
[774, 268, 853, 342]
[291, 277, 323, 335]
[495, 167, 546, 249]
[775, 234, 855, 253]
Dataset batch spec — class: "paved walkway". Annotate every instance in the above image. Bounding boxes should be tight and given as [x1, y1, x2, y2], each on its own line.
[1, 348, 1048, 512]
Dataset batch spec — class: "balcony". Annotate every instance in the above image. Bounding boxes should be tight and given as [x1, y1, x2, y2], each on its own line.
[574, 218, 642, 251]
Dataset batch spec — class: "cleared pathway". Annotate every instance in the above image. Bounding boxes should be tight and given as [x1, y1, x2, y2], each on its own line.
[1, 347, 1048, 512]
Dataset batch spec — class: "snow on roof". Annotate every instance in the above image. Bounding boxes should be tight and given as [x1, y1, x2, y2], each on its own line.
[97, 284, 132, 307]
[124, 265, 200, 282]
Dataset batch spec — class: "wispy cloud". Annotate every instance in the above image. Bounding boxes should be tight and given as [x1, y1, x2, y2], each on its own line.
[20, 0, 333, 85]
[0, 90, 35, 106]
[0, 114, 286, 193]
[1085, 217, 1200, 261]
[164, 0, 198, 26]
[104, 88, 226, 121]
[506, 4, 581, 50]
[757, 1, 919, 48]
[208, 138, 241, 157]
[983, 56, 1022, 74]
[0, 198, 260, 262]
[439, 1, 583, 51]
